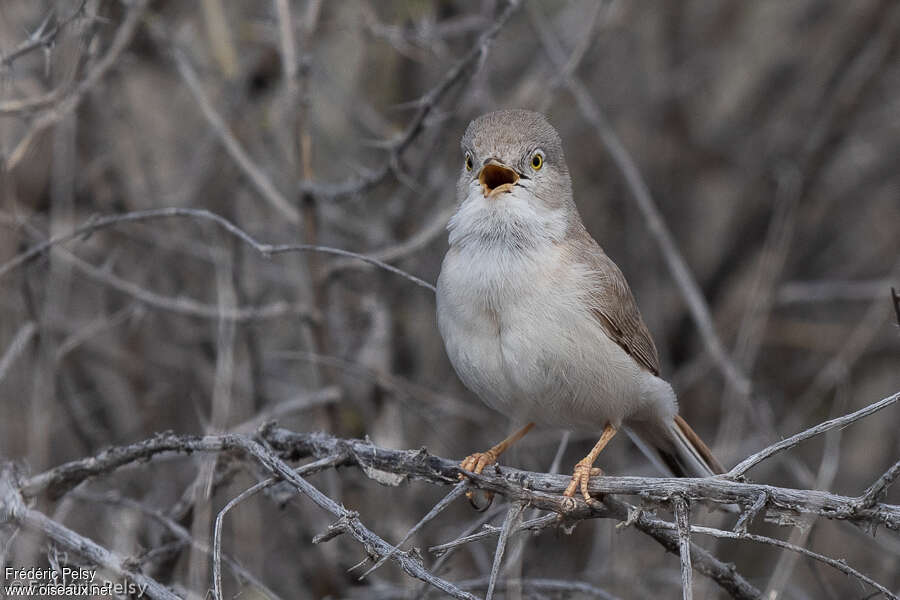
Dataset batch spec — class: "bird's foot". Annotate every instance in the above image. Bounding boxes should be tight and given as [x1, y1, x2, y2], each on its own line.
[459, 451, 499, 511]
[459, 450, 499, 475]
[563, 461, 604, 503]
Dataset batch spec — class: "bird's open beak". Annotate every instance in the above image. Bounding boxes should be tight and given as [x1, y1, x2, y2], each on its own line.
[479, 161, 519, 198]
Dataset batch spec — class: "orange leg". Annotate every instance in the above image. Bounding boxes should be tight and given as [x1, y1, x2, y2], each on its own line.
[564, 423, 617, 501]
[459, 423, 534, 508]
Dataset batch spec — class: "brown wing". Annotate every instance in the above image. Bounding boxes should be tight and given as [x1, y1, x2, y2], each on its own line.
[584, 245, 661, 376]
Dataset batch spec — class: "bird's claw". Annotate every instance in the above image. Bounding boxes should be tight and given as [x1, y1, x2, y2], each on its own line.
[459, 451, 499, 511]
[563, 463, 603, 502]
[459, 451, 498, 475]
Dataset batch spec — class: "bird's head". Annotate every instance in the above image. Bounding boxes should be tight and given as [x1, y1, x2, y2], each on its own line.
[450, 110, 578, 249]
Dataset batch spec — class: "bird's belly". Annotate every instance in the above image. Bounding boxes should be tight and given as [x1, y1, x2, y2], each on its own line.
[495, 305, 641, 429]
[438, 261, 642, 430]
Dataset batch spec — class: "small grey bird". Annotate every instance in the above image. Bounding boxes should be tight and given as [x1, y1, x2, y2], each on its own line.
[436, 110, 723, 502]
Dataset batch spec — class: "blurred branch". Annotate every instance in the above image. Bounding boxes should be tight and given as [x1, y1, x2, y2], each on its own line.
[5, 0, 149, 170]
[299, 0, 521, 199]
[0, 322, 37, 385]
[63, 249, 317, 323]
[72, 490, 283, 600]
[727, 391, 899, 479]
[0, 467, 180, 600]
[776, 278, 894, 305]
[321, 203, 456, 280]
[167, 39, 302, 224]
[652, 521, 898, 600]
[212, 453, 344, 600]
[0, 208, 435, 292]
[0, 1, 87, 69]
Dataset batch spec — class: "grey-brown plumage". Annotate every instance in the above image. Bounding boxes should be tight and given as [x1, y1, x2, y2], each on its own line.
[437, 110, 723, 499]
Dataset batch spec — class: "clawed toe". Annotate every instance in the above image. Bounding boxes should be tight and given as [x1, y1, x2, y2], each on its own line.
[459, 452, 498, 511]
[564, 462, 604, 502]
[458, 451, 497, 477]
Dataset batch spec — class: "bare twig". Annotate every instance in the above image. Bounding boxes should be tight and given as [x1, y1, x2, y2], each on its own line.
[212, 454, 345, 600]
[457, 577, 621, 600]
[486, 502, 525, 600]
[230, 387, 342, 433]
[0, 322, 37, 385]
[264, 414, 900, 532]
[0, 467, 180, 600]
[853, 459, 900, 511]
[20, 421, 900, 532]
[776, 279, 894, 305]
[358, 481, 469, 580]
[6, 0, 149, 170]
[651, 521, 899, 600]
[63, 250, 317, 323]
[55, 305, 139, 362]
[0, 208, 435, 292]
[673, 496, 694, 600]
[321, 203, 456, 280]
[72, 490, 282, 600]
[733, 492, 768, 534]
[220, 435, 479, 600]
[169, 44, 301, 224]
[15, 434, 476, 599]
[0, 2, 87, 68]
[428, 514, 557, 557]
[727, 391, 900, 479]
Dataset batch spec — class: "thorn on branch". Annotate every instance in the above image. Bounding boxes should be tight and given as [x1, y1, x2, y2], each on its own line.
[313, 517, 352, 544]
[734, 492, 768, 534]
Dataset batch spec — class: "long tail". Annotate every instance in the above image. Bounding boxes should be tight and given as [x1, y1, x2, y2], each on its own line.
[627, 416, 724, 478]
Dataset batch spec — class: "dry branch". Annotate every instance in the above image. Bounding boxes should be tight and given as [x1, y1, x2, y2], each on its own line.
[0, 467, 179, 600]
[0, 208, 435, 292]
[11, 388, 899, 600]
[727, 391, 900, 478]
[0, 2, 87, 69]
[5, 0, 149, 170]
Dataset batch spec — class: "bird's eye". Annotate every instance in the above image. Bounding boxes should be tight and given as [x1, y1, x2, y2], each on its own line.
[465, 153, 473, 172]
[531, 152, 544, 170]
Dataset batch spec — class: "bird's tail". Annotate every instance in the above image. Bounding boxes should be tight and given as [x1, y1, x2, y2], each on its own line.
[627, 416, 724, 478]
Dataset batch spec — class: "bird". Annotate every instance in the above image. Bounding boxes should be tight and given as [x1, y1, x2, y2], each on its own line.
[436, 109, 723, 505]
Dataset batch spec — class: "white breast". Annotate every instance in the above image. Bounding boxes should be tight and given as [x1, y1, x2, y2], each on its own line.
[436, 239, 645, 431]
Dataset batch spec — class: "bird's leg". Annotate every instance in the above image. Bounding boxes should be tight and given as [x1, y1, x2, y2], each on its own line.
[459, 422, 534, 509]
[564, 423, 617, 502]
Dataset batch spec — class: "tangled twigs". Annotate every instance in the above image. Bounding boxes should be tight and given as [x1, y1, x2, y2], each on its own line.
[0, 466, 180, 600]
[4, 389, 898, 600]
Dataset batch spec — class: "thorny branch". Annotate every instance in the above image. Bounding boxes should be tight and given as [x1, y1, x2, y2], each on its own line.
[0, 207, 436, 292]
[0, 2, 87, 69]
[4, 389, 897, 600]
[4, 0, 150, 170]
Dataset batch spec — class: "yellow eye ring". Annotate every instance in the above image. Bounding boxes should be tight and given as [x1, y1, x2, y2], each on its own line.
[531, 153, 543, 170]
[465, 153, 473, 171]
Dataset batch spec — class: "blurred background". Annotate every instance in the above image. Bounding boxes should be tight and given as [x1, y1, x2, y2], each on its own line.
[1, 1, 898, 598]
